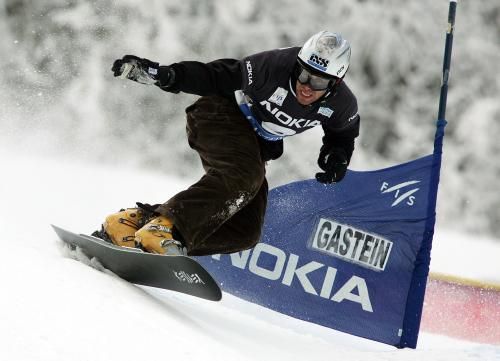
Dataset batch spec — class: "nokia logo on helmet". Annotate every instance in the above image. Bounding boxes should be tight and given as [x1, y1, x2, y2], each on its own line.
[308, 54, 329, 71]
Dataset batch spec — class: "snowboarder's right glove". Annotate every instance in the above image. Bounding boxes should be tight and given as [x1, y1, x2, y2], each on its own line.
[315, 147, 349, 184]
[111, 55, 162, 85]
[112, 55, 176, 88]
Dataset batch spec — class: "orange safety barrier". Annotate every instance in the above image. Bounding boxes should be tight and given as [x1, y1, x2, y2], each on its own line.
[421, 272, 500, 344]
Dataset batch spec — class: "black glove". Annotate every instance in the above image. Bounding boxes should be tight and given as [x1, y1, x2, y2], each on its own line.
[315, 147, 349, 184]
[111, 55, 161, 85]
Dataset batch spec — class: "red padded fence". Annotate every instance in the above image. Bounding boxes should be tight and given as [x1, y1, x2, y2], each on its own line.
[422, 273, 500, 344]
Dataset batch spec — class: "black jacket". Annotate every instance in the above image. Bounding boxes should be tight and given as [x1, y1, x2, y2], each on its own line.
[157, 47, 360, 162]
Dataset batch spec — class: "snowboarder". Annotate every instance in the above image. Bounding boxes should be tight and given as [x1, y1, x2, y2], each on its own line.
[96, 30, 360, 257]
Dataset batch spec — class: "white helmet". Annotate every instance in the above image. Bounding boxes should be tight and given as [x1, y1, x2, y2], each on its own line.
[298, 31, 351, 79]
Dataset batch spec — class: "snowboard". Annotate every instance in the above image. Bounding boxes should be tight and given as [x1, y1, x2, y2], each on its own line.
[52, 225, 222, 301]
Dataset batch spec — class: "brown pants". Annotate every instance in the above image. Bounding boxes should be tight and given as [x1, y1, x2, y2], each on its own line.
[156, 96, 268, 256]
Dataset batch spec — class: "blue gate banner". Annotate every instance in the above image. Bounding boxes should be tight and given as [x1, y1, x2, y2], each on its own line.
[197, 135, 445, 348]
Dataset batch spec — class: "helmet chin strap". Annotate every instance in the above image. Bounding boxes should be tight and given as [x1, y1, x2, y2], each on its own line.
[322, 77, 343, 100]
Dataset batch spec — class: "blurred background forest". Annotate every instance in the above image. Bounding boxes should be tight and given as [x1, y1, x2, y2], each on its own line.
[1, 0, 499, 239]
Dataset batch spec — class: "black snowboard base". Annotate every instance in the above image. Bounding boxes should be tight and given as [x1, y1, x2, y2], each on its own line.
[52, 225, 222, 301]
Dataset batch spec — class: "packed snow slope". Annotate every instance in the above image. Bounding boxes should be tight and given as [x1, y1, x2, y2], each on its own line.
[1, 151, 499, 361]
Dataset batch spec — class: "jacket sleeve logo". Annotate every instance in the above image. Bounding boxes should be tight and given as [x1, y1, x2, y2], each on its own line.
[245, 60, 253, 85]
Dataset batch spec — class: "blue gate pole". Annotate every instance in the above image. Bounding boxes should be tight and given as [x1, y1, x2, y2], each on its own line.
[399, 0, 457, 348]
[434, 0, 457, 154]
[437, 0, 457, 125]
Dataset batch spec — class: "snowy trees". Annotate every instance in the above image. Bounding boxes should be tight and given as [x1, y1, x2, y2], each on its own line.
[1, 0, 499, 238]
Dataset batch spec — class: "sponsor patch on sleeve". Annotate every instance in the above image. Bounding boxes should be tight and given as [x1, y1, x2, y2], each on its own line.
[318, 106, 334, 118]
[348, 112, 359, 122]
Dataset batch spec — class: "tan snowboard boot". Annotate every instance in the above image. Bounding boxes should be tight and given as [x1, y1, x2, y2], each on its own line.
[102, 208, 146, 248]
[135, 216, 186, 255]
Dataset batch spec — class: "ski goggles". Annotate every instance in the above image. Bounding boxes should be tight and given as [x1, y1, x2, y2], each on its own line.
[296, 65, 335, 91]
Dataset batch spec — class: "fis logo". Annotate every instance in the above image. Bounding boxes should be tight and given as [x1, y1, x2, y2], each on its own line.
[307, 54, 329, 71]
[380, 180, 421, 207]
[268, 87, 288, 107]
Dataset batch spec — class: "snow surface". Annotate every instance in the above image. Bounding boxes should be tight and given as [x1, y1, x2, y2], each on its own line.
[1, 151, 499, 361]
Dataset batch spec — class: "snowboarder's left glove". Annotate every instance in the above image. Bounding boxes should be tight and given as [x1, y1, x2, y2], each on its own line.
[111, 55, 161, 85]
[315, 147, 349, 184]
